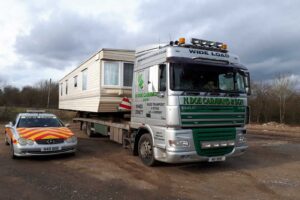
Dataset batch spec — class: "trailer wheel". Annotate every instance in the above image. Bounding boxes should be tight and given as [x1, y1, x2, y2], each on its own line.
[86, 122, 94, 137]
[138, 133, 157, 166]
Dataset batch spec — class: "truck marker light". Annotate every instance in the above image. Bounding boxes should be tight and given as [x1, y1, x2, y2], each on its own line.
[220, 142, 228, 147]
[213, 143, 220, 147]
[178, 38, 185, 44]
[228, 141, 235, 146]
[221, 44, 227, 50]
[202, 140, 235, 149]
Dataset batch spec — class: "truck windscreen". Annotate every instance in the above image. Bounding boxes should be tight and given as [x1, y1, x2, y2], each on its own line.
[170, 63, 247, 93]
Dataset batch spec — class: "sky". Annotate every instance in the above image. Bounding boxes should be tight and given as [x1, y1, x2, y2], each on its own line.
[0, 0, 299, 87]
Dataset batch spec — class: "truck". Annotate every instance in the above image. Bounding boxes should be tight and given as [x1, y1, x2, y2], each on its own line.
[59, 37, 251, 166]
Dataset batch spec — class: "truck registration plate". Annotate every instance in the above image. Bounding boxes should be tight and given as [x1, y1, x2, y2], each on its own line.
[208, 156, 226, 162]
[42, 146, 60, 152]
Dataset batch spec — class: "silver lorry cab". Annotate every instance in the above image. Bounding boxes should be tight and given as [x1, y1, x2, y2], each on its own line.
[130, 38, 250, 166]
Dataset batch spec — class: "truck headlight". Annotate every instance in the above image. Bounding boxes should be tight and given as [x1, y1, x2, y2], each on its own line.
[169, 139, 190, 147]
[237, 134, 247, 143]
[66, 136, 77, 143]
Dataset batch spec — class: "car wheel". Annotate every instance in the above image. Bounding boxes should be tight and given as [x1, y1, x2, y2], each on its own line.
[4, 133, 9, 145]
[138, 133, 157, 166]
[10, 141, 16, 159]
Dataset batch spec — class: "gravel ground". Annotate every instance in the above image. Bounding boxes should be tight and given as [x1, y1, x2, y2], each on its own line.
[0, 123, 299, 200]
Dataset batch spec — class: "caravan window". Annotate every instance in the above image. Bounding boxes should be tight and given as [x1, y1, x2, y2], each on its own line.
[104, 62, 119, 86]
[103, 62, 134, 87]
[74, 76, 78, 87]
[65, 80, 68, 95]
[82, 68, 87, 90]
[60, 83, 63, 96]
[123, 63, 134, 87]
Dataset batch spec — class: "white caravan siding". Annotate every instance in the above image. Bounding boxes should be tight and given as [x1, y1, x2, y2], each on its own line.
[59, 49, 135, 113]
[59, 54, 100, 112]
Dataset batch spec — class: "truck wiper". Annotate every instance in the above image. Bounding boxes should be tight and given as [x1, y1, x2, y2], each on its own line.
[224, 91, 240, 97]
[181, 91, 200, 96]
[203, 89, 221, 96]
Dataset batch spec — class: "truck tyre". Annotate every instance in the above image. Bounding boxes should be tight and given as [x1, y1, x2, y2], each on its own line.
[138, 133, 157, 166]
[10, 141, 16, 159]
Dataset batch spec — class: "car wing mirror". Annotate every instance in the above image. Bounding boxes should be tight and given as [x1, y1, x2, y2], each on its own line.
[65, 123, 70, 128]
[5, 121, 13, 128]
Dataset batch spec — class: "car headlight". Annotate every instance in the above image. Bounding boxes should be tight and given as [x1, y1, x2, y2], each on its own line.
[27, 139, 34, 145]
[18, 138, 34, 146]
[65, 136, 77, 143]
[18, 138, 27, 146]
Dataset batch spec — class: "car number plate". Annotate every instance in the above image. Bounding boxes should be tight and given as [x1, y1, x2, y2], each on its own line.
[42, 146, 61, 152]
[208, 156, 226, 162]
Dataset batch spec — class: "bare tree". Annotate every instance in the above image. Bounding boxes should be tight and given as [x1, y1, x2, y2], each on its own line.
[272, 74, 296, 123]
[249, 82, 273, 123]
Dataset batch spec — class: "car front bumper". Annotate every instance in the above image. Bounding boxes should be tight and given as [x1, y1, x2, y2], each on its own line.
[13, 143, 77, 157]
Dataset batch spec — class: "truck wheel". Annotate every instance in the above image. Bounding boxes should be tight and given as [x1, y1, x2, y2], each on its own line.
[10, 141, 16, 159]
[138, 133, 157, 166]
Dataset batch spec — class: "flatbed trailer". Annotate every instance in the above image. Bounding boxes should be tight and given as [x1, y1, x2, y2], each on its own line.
[63, 37, 251, 166]
[73, 117, 131, 144]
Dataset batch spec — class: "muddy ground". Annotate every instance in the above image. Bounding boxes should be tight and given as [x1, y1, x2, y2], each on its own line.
[0, 123, 299, 200]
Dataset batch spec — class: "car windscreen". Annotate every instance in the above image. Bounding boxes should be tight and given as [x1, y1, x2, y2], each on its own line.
[170, 63, 247, 93]
[17, 117, 63, 128]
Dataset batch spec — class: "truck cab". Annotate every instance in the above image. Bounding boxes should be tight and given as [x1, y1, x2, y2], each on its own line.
[130, 38, 250, 165]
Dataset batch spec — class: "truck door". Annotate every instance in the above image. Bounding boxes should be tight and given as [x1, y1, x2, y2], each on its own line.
[145, 64, 167, 126]
[131, 69, 147, 124]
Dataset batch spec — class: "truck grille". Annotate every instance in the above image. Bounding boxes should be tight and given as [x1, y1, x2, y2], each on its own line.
[192, 127, 235, 157]
[35, 139, 64, 145]
[180, 105, 246, 127]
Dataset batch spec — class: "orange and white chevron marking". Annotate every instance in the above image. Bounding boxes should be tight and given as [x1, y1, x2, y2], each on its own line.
[17, 127, 74, 140]
[118, 97, 131, 110]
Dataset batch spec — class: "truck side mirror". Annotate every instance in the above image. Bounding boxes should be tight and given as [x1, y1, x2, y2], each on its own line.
[157, 92, 165, 98]
[244, 72, 251, 96]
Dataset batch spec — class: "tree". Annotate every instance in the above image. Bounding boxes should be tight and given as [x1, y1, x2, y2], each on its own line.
[249, 82, 273, 123]
[272, 74, 296, 123]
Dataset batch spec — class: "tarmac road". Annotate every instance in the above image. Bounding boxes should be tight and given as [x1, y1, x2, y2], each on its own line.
[0, 123, 299, 200]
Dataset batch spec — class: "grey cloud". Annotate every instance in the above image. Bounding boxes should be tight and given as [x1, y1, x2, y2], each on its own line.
[136, 0, 300, 80]
[13, 0, 300, 83]
[15, 10, 129, 69]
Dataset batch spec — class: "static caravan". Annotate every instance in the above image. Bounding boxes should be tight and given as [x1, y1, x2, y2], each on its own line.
[59, 49, 135, 113]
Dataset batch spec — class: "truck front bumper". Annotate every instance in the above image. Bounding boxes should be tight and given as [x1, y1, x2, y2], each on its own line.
[154, 144, 248, 163]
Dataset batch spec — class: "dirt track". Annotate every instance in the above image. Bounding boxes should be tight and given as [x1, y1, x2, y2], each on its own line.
[0, 123, 299, 200]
